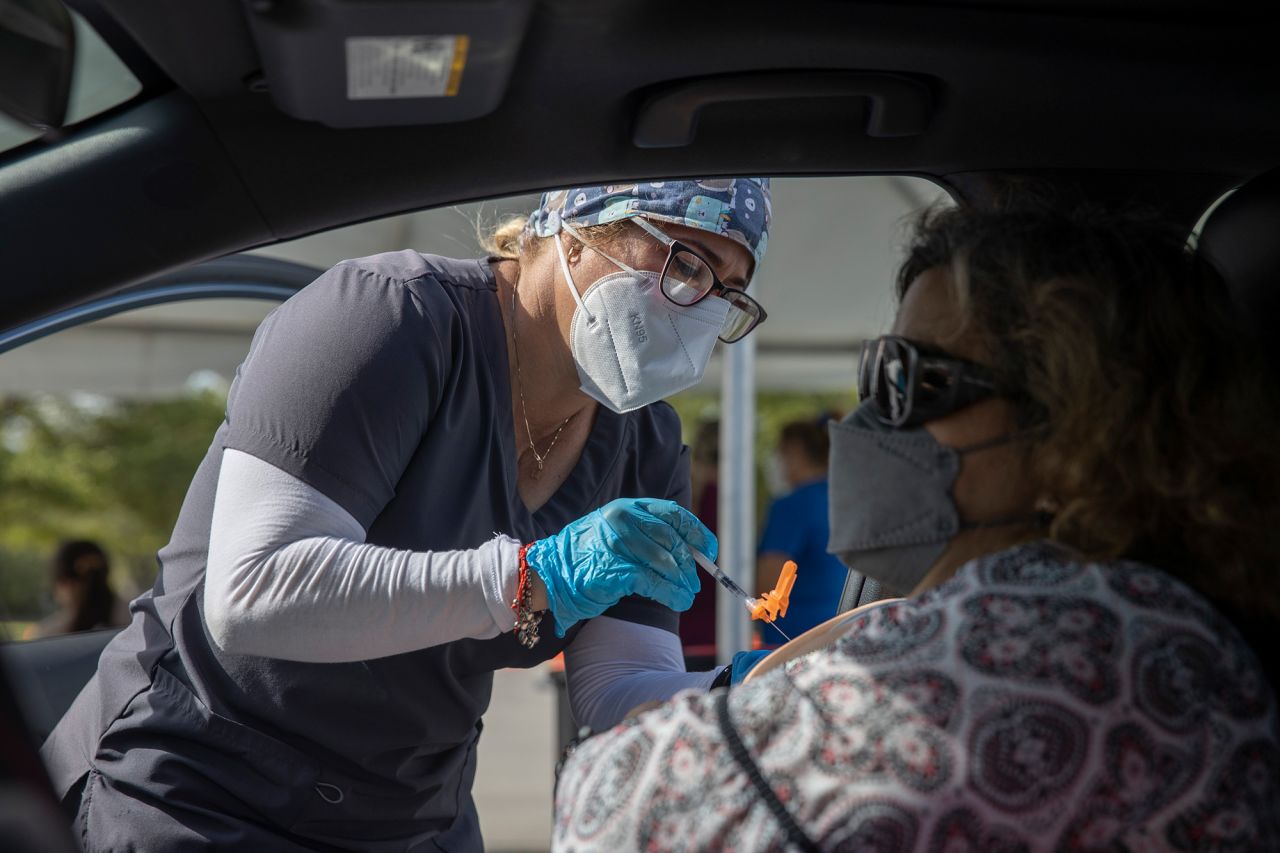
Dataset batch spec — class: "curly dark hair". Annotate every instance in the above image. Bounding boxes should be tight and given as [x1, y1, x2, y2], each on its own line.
[897, 202, 1280, 647]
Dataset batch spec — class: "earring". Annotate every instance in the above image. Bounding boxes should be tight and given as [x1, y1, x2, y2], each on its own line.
[563, 235, 582, 265]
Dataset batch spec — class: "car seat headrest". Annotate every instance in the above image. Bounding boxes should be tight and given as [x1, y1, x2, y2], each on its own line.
[1198, 167, 1280, 358]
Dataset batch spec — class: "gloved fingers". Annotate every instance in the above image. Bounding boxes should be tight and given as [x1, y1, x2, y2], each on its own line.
[663, 583, 696, 613]
[664, 537, 703, 597]
[606, 501, 707, 585]
[595, 531, 699, 607]
[596, 500, 692, 587]
[599, 499, 680, 553]
[594, 500, 705, 599]
[618, 544, 685, 592]
[534, 499, 706, 628]
[618, 533, 698, 600]
[628, 567, 697, 613]
[632, 499, 718, 562]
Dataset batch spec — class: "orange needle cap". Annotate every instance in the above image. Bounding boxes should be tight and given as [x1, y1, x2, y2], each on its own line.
[750, 560, 798, 622]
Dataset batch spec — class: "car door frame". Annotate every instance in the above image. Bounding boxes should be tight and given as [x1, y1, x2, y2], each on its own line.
[0, 253, 317, 744]
[0, 254, 316, 355]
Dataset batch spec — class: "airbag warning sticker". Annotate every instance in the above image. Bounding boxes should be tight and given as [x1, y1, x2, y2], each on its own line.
[345, 35, 469, 100]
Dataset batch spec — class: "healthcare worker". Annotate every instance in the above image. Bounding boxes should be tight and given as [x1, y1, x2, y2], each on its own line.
[41, 179, 772, 850]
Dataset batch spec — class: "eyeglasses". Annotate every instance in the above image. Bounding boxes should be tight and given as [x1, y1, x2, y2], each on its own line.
[858, 334, 998, 427]
[630, 217, 767, 343]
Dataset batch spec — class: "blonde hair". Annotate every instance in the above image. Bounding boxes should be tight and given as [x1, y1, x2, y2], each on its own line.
[479, 214, 529, 259]
[480, 214, 634, 261]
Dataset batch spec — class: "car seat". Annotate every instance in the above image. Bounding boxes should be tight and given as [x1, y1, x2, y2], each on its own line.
[1199, 167, 1280, 365]
[1196, 165, 1280, 690]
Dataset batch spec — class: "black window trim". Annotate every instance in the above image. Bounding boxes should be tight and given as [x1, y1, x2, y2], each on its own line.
[0, 255, 318, 355]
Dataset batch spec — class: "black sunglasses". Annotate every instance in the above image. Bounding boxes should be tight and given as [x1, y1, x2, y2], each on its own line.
[858, 335, 999, 427]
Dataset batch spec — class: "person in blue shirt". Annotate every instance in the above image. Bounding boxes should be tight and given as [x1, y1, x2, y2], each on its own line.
[756, 414, 847, 639]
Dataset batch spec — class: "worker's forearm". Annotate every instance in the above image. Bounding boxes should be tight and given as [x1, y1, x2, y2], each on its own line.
[564, 616, 722, 731]
[529, 569, 549, 613]
[205, 449, 521, 662]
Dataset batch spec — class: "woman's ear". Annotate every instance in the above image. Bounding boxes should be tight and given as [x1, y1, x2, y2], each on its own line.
[564, 234, 584, 266]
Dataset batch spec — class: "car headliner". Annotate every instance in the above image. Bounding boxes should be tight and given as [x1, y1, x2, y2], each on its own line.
[0, 0, 1276, 328]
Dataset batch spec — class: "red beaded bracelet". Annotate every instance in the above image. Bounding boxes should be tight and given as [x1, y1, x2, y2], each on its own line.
[512, 543, 542, 648]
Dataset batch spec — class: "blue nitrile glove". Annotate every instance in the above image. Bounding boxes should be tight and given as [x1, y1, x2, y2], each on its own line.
[730, 650, 771, 685]
[526, 497, 715, 637]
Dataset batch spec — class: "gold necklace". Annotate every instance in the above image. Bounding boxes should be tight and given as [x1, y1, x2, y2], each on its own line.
[510, 273, 570, 476]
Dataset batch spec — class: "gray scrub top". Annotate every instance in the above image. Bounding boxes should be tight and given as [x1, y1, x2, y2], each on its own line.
[42, 253, 691, 851]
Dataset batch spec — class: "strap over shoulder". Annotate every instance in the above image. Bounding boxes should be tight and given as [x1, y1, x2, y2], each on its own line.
[714, 689, 821, 853]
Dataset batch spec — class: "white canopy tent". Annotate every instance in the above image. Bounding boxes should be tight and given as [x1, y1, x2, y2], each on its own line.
[0, 176, 945, 398]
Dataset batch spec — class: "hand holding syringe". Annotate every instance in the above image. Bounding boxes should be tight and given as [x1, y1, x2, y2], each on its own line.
[689, 547, 796, 643]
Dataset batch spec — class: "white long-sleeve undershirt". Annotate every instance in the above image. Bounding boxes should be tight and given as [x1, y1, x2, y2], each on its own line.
[205, 449, 520, 661]
[204, 449, 723, 729]
[565, 617, 720, 729]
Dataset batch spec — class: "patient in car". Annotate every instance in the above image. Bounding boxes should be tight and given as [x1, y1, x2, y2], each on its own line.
[552, 203, 1280, 850]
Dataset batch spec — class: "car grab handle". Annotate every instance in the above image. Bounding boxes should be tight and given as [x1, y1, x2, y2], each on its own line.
[633, 71, 933, 148]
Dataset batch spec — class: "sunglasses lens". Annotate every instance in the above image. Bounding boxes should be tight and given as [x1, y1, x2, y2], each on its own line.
[875, 338, 913, 425]
[857, 340, 876, 399]
[863, 336, 996, 427]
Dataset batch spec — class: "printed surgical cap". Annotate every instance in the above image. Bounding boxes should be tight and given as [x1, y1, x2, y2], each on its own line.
[527, 179, 771, 269]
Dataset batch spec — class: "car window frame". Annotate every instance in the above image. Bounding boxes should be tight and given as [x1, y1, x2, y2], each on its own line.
[0, 254, 315, 639]
[0, 281, 298, 356]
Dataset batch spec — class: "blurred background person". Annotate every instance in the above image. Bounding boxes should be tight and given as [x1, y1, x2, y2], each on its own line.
[679, 418, 720, 669]
[24, 540, 128, 639]
[755, 413, 846, 639]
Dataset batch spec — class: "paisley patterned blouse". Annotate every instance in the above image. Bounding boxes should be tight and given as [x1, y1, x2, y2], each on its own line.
[553, 542, 1280, 851]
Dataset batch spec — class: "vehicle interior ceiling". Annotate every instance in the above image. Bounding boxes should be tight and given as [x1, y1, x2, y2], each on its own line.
[1, 0, 1277, 330]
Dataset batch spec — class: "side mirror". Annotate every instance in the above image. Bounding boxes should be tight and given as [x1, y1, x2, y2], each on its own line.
[0, 0, 76, 130]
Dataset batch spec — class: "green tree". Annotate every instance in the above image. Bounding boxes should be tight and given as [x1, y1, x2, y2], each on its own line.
[0, 391, 226, 623]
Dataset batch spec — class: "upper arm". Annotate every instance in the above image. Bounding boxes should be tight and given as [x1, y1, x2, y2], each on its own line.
[223, 261, 452, 527]
[561, 615, 695, 729]
[204, 448, 368, 648]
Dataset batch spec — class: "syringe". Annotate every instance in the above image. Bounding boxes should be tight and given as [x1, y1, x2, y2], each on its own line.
[689, 547, 793, 643]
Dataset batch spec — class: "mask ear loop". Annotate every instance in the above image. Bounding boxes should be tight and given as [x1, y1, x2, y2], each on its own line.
[552, 226, 595, 323]
[555, 218, 656, 325]
[561, 220, 640, 274]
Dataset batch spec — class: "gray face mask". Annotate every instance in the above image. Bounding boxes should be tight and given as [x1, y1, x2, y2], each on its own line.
[826, 401, 1026, 595]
